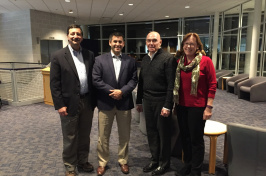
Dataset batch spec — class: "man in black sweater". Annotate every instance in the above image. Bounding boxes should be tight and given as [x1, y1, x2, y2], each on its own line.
[136, 31, 176, 175]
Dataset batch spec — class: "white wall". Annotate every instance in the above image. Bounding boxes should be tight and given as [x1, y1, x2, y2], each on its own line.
[30, 10, 75, 63]
[0, 10, 75, 63]
[0, 10, 32, 62]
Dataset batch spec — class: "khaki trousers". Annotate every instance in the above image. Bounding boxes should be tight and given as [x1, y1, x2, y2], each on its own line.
[97, 107, 132, 167]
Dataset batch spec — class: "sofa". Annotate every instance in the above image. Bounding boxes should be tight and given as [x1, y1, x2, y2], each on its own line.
[237, 77, 266, 102]
[227, 123, 266, 176]
[226, 74, 249, 94]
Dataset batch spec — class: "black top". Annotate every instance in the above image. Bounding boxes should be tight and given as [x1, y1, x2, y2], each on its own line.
[136, 48, 177, 110]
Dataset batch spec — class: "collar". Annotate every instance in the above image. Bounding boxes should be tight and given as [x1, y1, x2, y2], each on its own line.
[148, 49, 159, 60]
[68, 44, 82, 54]
[111, 51, 122, 58]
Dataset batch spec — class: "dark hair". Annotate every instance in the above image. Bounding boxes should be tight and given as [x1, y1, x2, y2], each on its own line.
[175, 33, 206, 58]
[67, 24, 83, 36]
[109, 32, 124, 41]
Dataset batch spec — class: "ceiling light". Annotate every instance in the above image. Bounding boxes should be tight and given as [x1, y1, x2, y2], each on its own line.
[128, 4, 133, 6]
[69, 10, 73, 14]
[165, 16, 169, 18]
[119, 13, 124, 16]
[65, 0, 70, 2]
[185, 6, 190, 8]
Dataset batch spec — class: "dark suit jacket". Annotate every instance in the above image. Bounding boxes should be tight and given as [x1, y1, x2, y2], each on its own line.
[50, 46, 96, 116]
[92, 52, 138, 111]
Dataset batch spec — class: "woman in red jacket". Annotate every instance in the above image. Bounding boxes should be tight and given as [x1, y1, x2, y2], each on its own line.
[173, 33, 217, 176]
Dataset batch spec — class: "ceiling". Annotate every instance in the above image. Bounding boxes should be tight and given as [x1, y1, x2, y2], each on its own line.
[0, 0, 250, 25]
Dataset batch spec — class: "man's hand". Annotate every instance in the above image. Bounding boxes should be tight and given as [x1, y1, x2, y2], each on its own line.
[109, 89, 123, 100]
[58, 107, 68, 116]
[136, 105, 143, 112]
[160, 108, 170, 117]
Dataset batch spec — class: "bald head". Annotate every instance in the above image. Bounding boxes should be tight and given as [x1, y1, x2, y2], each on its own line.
[146, 31, 162, 54]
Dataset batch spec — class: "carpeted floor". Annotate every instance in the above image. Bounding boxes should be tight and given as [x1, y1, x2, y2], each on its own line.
[0, 89, 265, 176]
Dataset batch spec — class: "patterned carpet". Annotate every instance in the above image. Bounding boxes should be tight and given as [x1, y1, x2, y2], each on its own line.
[0, 89, 265, 176]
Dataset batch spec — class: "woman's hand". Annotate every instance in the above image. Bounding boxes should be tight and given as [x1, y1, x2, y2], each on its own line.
[203, 107, 212, 120]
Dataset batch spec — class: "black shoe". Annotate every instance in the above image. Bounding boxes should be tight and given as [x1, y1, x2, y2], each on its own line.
[77, 162, 94, 172]
[151, 166, 168, 175]
[143, 163, 158, 173]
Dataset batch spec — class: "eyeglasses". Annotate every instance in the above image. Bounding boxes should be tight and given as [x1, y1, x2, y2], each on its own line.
[184, 42, 196, 47]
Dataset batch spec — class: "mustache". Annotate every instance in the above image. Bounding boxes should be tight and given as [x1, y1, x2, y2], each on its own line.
[71, 38, 80, 41]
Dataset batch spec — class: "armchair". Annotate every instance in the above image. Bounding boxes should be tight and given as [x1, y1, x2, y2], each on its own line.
[226, 74, 249, 94]
[227, 123, 266, 176]
[237, 77, 266, 102]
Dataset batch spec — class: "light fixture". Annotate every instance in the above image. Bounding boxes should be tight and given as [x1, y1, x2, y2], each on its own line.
[69, 10, 73, 14]
[119, 13, 124, 16]
[165, 16, 169, 18]
[128, 4, 133, 6]
[65, 0, 70, 2]
[185, 6, 190, 8]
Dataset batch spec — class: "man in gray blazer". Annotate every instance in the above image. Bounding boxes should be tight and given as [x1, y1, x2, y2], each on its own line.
[92, 32, 138, 176]
[50, 24, 96, 176]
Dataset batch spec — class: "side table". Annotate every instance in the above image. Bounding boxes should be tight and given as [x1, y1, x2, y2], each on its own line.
[204, 120, 227, 174]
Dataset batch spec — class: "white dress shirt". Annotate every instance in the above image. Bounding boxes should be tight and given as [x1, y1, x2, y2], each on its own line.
[111, 51, 122, 81]
[68, 45, 88, 95]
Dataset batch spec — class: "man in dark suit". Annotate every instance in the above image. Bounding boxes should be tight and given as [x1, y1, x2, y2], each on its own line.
[50, 24, 96, 176]
[92, 32, 138, 176]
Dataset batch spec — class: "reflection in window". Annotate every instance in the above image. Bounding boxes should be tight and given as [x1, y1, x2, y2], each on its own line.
[223, 35, 238, 52]
[184, 17, 210, 34]
[102, 25, 125, 39]
[154, 20, 179, 37]
[224, 14, 239, 31]
[222, 53, 236, 70]
[127, 39, 146, 53]
[161, 38, 178, 54]
[239, 54, 246, 73]
[127, 23, 152, 38]
[88, 25, 100, 39]
[199, 37, 210, 56]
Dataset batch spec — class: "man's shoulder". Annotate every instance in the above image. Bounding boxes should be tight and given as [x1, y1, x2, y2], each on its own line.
[159, 50, 173, 57]
[122, 54, 136, 62]
[52, 47, 68, 56]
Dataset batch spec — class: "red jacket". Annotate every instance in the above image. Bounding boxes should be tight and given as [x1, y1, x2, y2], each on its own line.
[178, 55, 216, 107]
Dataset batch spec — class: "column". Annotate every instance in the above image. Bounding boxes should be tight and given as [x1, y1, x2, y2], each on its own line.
[212, 12, 219, 70]
[249, 0, 262, 78]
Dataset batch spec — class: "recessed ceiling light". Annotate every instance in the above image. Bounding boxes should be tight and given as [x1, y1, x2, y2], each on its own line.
[128, 4, 133, 6]
[65, 0, 70, 2]
[185, 6, 190, 8]
[165, 16, 169, 18]
[119, 13, 124, 16]
[69, 10, 73, 13]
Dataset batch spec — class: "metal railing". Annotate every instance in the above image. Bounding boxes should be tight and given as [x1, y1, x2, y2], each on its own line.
[0, 62, 46, 106]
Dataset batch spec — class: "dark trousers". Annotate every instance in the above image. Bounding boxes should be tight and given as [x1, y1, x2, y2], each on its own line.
[143, 99, 171, 168]
[176, 105, 206, 175]
[60, 95, 94, 171]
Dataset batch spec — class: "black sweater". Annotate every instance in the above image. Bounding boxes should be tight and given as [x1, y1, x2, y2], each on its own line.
[136, 48, 177, 110]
